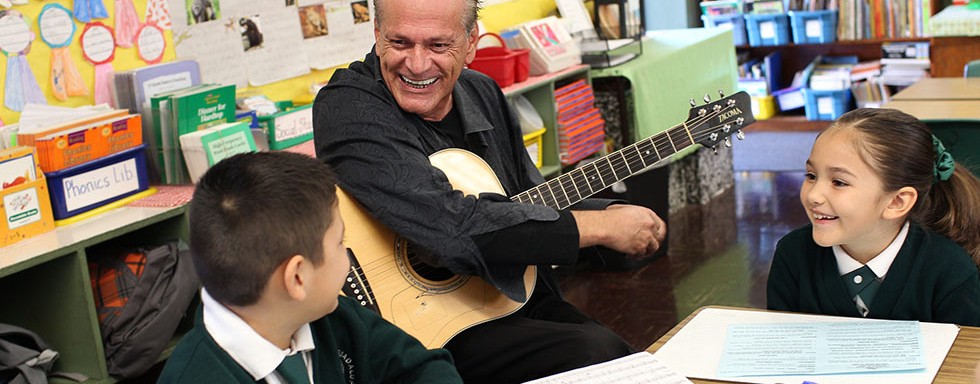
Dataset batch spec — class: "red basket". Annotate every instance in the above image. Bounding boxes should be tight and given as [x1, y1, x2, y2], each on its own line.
[469, 33, 530, 88]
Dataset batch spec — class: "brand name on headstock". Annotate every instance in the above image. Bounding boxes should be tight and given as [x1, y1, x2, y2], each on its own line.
[718, 107, 743, 123]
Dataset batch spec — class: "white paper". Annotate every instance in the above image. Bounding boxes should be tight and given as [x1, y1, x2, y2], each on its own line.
[805, 19, 823, 38]
[302, 0, 375, 70]
[717, 321, 926, 377]
[651, 308, 960, 384]
[61, 158, 141, 212]
[0, 12, 31, 54]
[38, 5, 75, 47]
[759, 21, 775, 39]
[82, 25, 116, 63]
[240, 8, 311, 86]
[524, 352, 693, 384]
[172, 21, 248, 88]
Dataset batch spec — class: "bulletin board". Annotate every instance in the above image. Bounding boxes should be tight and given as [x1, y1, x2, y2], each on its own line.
[0, 0, 372, 126]
[0, 0, 561, 126]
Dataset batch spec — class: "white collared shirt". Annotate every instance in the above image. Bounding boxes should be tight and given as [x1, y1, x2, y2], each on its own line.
[201, 289, 315, 383]
[832, 222, 910, 316]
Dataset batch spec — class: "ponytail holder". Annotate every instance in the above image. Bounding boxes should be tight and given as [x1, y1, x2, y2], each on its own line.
[932, 135, 955, 183]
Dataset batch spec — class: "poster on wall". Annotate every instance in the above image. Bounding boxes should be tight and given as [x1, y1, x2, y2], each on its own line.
[169, 0, 311, 87]
[300, 0, 375, 70]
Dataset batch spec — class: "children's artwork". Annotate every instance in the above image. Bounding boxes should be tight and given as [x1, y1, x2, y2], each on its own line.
[0, 10, 47, 112]
[38, 4, 88, 101]
[80, 22, 117, 106]
[146, 0, 173, 30]
[302, 0, 375, 70]
[73, 0, 109, 23]
[115, 0, 142, 48]
[135, 23, 166, 64]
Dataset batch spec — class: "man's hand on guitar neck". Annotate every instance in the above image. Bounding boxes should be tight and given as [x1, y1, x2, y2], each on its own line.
[571, 204, 667, 258]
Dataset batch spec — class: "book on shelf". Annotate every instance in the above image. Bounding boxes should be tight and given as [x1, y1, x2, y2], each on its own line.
[150, 84, 237, 184]
[113, 60, 202, 115]
[850, 79, 891, 108]
[179, 121, 257, 183]
[16, 107, 143, 173]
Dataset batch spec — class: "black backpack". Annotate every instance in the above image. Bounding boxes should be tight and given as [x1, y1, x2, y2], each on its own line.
[89, 240, 200, 380]
[0, 323, 62, 384]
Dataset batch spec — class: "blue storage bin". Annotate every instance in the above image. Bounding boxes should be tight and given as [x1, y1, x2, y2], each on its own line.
[744, 13, 790, 46]
[46, 145, 150, 220]
[788, 10, 838, 44]
[702, 14, 747, 46]
[802, 88, 852, 121]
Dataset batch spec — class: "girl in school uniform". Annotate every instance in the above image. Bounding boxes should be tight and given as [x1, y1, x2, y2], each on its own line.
[767, 108, 980, 327]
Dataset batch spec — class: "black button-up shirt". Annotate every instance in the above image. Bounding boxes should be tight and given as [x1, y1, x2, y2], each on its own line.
[313, 49, 612, 301]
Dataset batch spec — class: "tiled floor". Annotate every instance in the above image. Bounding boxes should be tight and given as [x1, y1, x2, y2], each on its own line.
[557, 170, 810, 350]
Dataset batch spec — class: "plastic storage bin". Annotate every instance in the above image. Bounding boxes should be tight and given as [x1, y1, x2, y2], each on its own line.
[45, 145, 151, 220]
[802, 88, 852, 120]
[773, 86, 805, 111]
[751, 96, 777, 119]
[702, 14, 748, 46]
[523, 128, 546, 168]
[788, 10, 838, 44]
[744, 13, 791, 46]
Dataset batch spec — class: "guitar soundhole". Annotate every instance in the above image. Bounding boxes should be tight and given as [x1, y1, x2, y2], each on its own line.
[395, 236, 468, 292]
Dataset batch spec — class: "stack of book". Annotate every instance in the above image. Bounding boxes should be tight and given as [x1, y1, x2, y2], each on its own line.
[179, 121, 257, 183]
[149, 84, 237, 184]
[12, 105, 150, 221]
[554, 80, 605, 166]
[879, 41, 931, 87]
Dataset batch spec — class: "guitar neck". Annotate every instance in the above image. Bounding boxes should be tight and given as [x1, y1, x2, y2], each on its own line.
[511, 122, 692, 210]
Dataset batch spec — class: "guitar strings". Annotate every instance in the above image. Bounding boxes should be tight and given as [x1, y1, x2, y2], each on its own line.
[513, 101, 742, 210]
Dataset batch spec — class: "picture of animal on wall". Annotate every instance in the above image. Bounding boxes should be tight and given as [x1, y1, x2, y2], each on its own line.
[351, 1, 370, 24]
[239, 15, 264, 51]
[299, 5, 328, 39]
[186, 0, 219, 24]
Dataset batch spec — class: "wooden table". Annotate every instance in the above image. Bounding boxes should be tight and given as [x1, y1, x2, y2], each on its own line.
[883, 99, 980, 121]
[646, 306, 980, 383]
[890, 78, 980, 101]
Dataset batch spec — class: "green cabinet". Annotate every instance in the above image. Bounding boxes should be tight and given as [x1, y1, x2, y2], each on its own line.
[0, 205, 189, 383]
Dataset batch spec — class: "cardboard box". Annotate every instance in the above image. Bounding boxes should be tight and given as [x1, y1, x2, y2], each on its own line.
[0, 147, 55, 247]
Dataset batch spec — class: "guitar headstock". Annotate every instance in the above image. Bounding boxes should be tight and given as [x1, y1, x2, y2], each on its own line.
[685, 91, 756, 149]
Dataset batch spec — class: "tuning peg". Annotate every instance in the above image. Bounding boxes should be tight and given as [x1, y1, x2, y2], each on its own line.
[737, 130, 745, 141]
[718, 89, 725, 98]
[690, 98, 696, 107]
[712, 145, 718, 154]
[703, 94, 711, 103]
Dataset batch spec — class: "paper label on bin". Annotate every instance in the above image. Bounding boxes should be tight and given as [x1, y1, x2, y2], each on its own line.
[4, 187, 42, 230]
[526, 142, 540, 167]
[760, 21, 776, 39]
[806, 20, 823, 37]
[273, 107, 313, 142]
[61, 158, 140, 212]
[817, 97, 834, 115]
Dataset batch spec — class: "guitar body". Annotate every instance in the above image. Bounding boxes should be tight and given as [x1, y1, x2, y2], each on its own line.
[338, 148, 537, 348]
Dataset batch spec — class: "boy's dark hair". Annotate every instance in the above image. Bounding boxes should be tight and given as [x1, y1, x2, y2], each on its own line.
[189, 152, 338, 306]
[828, 108, 980, 265]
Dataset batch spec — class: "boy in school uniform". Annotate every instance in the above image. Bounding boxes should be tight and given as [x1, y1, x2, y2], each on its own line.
[158, 151, 462, 383]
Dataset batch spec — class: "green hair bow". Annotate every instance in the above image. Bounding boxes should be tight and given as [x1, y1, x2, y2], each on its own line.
[932, 135, 955, 183]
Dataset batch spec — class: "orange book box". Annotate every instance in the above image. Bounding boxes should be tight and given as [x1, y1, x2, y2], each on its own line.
[469, 33, 529, 88]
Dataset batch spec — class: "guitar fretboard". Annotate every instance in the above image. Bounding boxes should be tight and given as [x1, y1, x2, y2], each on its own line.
[511, 123, 695, 210]
[510, 95, 747, 210]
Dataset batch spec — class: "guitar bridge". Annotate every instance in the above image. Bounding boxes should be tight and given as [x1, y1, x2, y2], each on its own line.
[343, 248, 381, 314]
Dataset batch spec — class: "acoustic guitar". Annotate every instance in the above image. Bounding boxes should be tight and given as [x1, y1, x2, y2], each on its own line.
[338, 91, 755, 348]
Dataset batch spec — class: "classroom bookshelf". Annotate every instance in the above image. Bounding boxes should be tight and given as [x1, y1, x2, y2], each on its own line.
[0, 205, 189, 383]
[739, 36, 980, 131]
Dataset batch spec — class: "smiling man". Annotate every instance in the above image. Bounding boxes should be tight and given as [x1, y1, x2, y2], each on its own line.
[312, 1, 667, 382]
